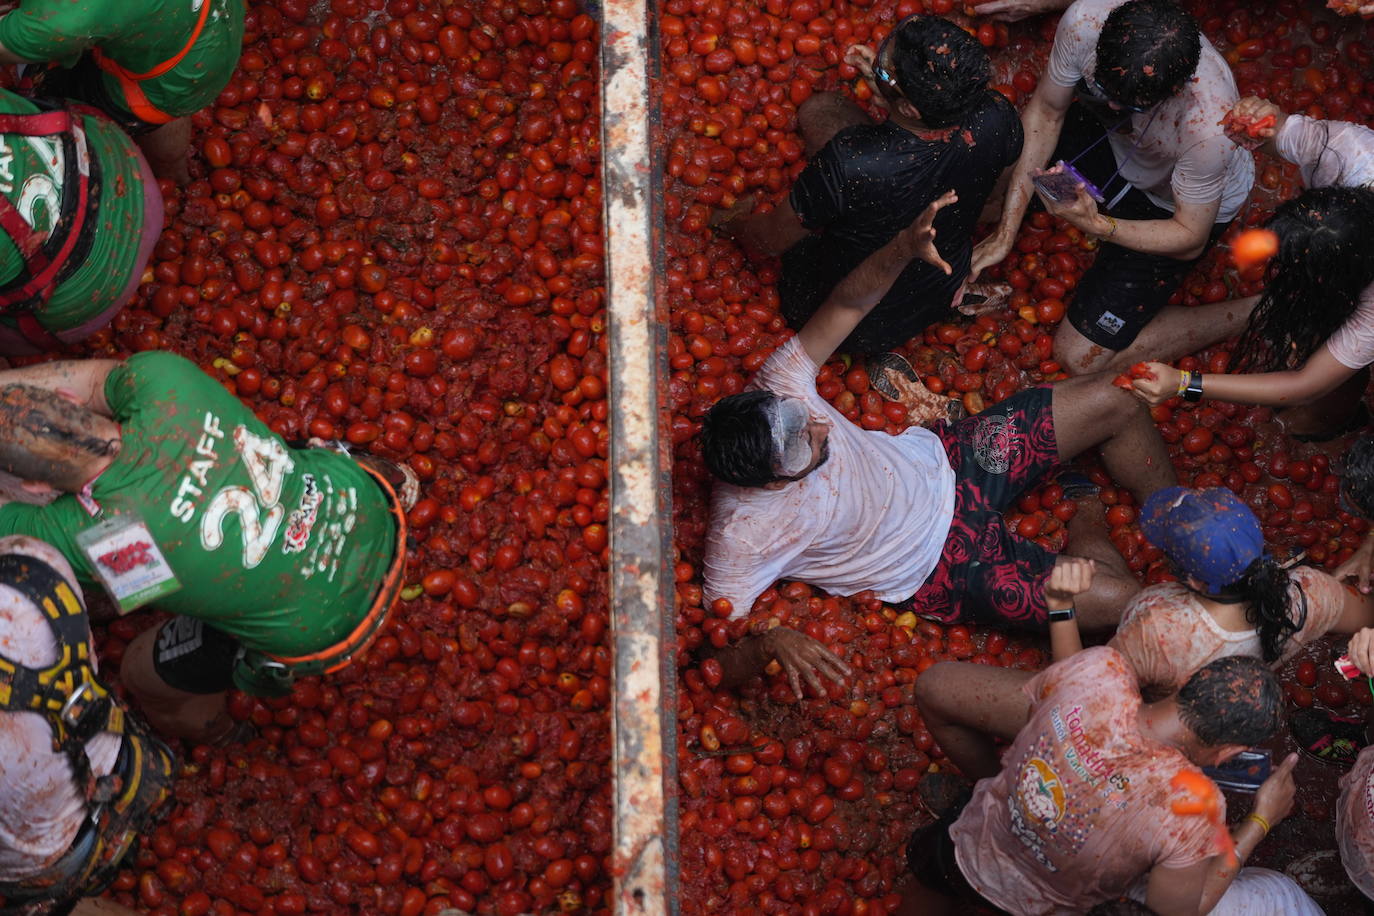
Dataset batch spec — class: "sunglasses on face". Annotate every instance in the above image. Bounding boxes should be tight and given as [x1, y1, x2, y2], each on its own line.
[1083, 73, 1151, 114]
[871, 31, 904, 99]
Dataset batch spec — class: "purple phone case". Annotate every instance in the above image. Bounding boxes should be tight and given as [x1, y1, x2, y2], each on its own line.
[1032, 160, 1106, 204]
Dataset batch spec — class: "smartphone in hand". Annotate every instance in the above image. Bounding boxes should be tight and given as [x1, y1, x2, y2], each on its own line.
[1031, 160, 1105, 204]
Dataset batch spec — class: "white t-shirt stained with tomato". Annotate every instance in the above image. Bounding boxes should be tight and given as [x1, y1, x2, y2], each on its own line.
[1044, 0, 1254, 221]
[703, 338, 956, 618]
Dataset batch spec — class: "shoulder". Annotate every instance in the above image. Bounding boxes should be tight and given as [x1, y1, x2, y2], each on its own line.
[1120, 582, 1196, 625]
[1032, 646, 1135, 700]
[1060, 0, 1121, 38]
[110, 351, 205, 390]
[815, 121, 910, 173]
[754, 337, 820, 397]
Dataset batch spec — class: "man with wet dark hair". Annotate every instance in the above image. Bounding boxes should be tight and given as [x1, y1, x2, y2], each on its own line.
[716, 14, 1023, 369]
[974, 0, 1255, 376]
[905, 651, 1297, 915]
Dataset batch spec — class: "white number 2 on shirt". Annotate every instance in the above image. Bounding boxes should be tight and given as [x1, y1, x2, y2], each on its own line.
[200, 428, 296, 568]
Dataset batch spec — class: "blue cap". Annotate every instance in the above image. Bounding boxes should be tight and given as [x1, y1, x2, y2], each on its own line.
[1139, 487, 1264, 593]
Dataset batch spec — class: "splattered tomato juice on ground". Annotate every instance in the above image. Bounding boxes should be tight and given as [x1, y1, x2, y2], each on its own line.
[46, 0, 1374, 912]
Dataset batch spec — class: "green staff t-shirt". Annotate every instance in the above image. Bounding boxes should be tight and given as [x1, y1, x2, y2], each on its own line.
[0, 89, 147, 334]
[0, 0, 245, 118]
[0, 353, 398, 657]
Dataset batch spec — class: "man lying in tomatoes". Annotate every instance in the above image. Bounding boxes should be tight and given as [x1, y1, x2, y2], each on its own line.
[714, 15, 1022, 391]
[697, 192, 1177, 697]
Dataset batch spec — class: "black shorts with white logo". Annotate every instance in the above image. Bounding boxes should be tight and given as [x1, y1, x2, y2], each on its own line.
[1047, 105, 1230, 351]
[151, 617, 241, 694]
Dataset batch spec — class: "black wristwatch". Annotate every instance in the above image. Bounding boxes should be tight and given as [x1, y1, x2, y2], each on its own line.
[1182, 370, 1204, 403]
[1047, 606, 1076, 623]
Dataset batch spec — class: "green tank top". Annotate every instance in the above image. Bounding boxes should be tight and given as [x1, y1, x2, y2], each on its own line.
[0, 88, 147, 333]
[0, 353, 399, 657]
[0, 0, 245, 117]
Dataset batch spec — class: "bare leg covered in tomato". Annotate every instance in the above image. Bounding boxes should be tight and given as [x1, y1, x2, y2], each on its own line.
[120, 622, 239, 745]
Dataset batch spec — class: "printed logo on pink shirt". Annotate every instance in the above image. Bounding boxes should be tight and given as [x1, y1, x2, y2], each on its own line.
[1018, 757, 1066, 827]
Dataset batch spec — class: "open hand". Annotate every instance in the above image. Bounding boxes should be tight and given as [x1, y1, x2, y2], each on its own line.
[1032, 168, 1103, 233]
[1252, 752, 1299, 828]
[898, 190, 958, 275]
[1044, 557, 1095, 610]
[763, 626, 853, 700]
[1128, 362, 1182, 406]
[970, 230, 1014, 281]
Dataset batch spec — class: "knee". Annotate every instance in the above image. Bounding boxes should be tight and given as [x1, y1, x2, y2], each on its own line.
[914, 661, 960, 721]
[1052, 321, 1114, 376]
[1078, 574, 1139, 631]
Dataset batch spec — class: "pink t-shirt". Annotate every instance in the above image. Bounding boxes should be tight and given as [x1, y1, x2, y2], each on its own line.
[1338, 745, 1374, 900]
[0, 537, 120, 883]
[1107, 566, 1349, 693]
[703, 338, 956, 618]
[951, 647, 1226, 915]
[1045, 0, 1253, 221]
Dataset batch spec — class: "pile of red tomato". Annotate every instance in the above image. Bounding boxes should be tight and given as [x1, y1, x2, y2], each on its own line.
[50, 0, 1374, 911]
[72, 0, 615, 913]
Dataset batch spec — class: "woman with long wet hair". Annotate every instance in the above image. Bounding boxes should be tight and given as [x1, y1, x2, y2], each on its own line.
[1129, 104, 1374, 439]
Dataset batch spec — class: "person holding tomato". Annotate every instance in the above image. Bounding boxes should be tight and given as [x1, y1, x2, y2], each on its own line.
[698, 192, 1176, 700]
[1128, 95, 1374, 442]
[0, 354, 413, 745]
[714, 15, 1023, 384]
[973, 0, 1255, 377]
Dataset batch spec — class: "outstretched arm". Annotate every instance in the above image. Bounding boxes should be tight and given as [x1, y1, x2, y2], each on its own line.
[971, 79, 1074, 277]
[0, 359, 121, 416]
[796, 190, 957, 367]
[1129, 347, 1358, 408]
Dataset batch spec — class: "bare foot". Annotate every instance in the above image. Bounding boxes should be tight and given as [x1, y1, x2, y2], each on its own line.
[884, 370, 965, 427]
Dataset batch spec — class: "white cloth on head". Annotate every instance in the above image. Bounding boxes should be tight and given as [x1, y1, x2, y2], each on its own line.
[703, 337, 955, 618]
[1044, 0, 1254, 221]
[765, 396, 814, 477]
[0, 537, 121, 883]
